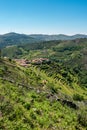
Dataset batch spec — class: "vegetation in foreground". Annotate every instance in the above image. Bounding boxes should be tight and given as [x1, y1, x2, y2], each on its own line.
[0, 38, 87, 129]
[0, 58, 87, 130]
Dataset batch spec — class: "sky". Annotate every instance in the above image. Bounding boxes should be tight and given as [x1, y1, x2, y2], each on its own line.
[0, 0, 87, 35]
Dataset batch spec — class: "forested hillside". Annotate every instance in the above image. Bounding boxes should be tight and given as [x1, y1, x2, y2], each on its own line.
[2, 38, 87, 88]
[0, 38, 87, 129]
[0, 33, 39, 48]
[0, 32, 87, 48]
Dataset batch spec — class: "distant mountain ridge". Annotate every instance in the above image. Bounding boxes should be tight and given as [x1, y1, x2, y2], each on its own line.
[30, 34, 87, 41]
[0, 32, 38, 48]
[0, 32, 87, 48]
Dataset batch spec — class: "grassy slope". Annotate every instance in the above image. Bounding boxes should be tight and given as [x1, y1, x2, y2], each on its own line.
[2, 39, 87, 88]
[0, 58, 87, 130]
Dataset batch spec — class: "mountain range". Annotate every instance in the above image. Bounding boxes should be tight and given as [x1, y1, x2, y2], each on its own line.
[30, 34, 87, 41]
[0, 32, 87, 48]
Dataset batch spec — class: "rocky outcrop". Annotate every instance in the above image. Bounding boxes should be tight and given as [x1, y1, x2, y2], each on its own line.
[46, 93, 78, 109]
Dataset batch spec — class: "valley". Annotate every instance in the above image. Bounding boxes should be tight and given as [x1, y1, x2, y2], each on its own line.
[0, 34, 87, 130]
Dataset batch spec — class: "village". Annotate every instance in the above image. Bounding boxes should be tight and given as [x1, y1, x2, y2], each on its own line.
[14, 58, 50, 67]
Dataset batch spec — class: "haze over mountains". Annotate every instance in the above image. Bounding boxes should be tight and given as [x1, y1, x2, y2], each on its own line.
[0, 32, 87, 48]
[30, 34, 87, 41]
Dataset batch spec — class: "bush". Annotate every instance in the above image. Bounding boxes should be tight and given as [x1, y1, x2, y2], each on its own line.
[8, 58, 12, 62]
[77, 110, 87, 127]
[24, 103, 31, 110]
[73, 94, 84, 101]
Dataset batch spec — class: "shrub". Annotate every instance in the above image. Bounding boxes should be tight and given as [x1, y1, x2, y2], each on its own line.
[24, 103, 31, 110]
[77, 110, 87, 127]
[8, 58, 12, 62]
[73, 94, 84, 101]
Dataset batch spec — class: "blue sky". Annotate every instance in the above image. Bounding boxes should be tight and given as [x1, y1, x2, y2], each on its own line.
[0, 0, 87, 35]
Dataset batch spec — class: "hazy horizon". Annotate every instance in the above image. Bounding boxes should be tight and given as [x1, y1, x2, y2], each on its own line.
[0, 32, 87, 36]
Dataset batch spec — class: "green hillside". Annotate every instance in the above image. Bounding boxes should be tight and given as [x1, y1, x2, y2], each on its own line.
[0, 33, 39, 48]
[0, 58, 87, 130]
[0, 32, 87, 48]
[2, 38, 87, 88]
[0, 38, 87, 129]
